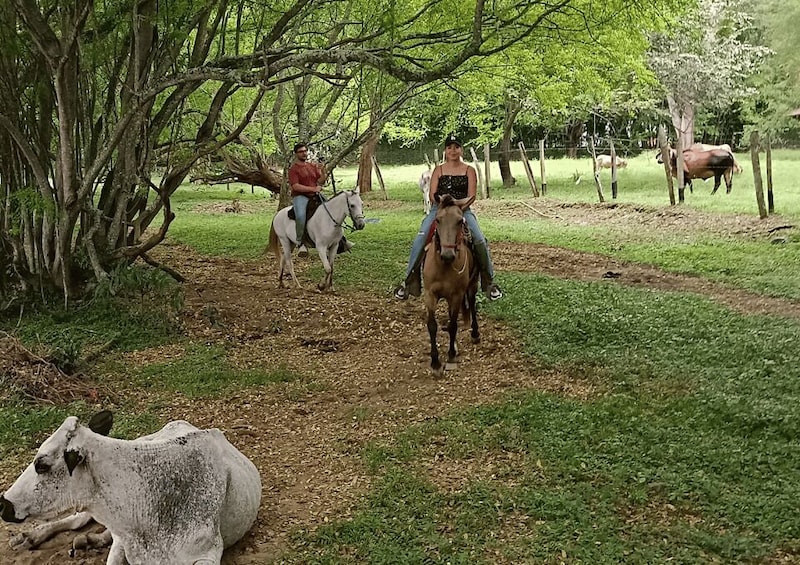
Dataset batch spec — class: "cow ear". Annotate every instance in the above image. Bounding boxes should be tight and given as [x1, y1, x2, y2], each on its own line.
[88, 411, 113, 436]
[63, 450, 84, 476]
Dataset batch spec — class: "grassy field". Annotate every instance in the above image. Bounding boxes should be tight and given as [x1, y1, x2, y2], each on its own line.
[2, 151, 800, 563]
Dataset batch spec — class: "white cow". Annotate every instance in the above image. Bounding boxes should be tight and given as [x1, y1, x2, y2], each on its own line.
[595, 155, 628, 170]
[419, 169, 433, 215]
[1, 411, 261, 565]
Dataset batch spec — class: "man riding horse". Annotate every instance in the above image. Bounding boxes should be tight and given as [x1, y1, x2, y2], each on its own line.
[288, 142, 353, 255]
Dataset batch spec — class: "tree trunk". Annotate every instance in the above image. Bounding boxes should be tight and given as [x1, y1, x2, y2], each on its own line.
[498, 96, 520, 187]
[667, 95, 694, 149]
[566, 120, 584, 159]
[357, 130, 380, 193]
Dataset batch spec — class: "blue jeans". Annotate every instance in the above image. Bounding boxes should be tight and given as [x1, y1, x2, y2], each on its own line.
[404, 206, 495, 286]
[293, 195, 310, 242]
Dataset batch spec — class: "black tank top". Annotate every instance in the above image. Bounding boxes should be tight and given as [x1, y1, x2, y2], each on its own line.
[437, 174, 469, 200]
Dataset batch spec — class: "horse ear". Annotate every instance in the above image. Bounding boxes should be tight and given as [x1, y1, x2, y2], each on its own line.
[459, 195, 475, 210]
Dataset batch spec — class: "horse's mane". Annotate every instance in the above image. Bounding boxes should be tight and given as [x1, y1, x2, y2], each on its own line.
[438, 193, 456, 208]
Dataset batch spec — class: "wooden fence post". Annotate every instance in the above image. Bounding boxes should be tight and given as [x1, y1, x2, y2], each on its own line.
[588, 137, 605, 203]
[658, 125, 675, 205]
[609, 139, 618, 199]
[766, 133, 774, 214]
[750, 131, 768, 219]
[675, 136, 685, 204]
[483, 143, 492, 199]
[517, 141, 539, 197]
[469, 147, 486, 199]
[539, 139, 547, 196]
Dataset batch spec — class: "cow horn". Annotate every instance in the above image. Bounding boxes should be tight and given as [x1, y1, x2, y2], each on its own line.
[64, 450, 84, 476]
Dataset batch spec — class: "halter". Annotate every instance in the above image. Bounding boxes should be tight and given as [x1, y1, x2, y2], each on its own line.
[320, 191, 364, 232]
[434, 216, 466, 247]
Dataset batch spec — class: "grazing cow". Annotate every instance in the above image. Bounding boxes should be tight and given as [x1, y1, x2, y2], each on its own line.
[690, 143, 743, 174]
[1, 411, 261, 565]
[419, 169, 433, 214]
[595, 155, 628, 170]
[658, 147, 736, 194]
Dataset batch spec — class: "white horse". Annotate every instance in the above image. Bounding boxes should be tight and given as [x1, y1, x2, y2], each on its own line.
[269, 189, 365, 291]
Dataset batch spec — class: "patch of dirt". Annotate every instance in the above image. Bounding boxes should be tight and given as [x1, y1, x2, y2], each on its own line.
[0, 333, 108, 405]
[1, 201, 798, 564]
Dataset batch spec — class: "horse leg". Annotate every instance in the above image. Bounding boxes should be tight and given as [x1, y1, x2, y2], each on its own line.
[283, 239, 301, 288]
[316, 246, 334, 292]
[725, 169, 732, 194]
[446, 300, 460, 364]
[426, 306, 442, 376]
[468, 290, 480, 344]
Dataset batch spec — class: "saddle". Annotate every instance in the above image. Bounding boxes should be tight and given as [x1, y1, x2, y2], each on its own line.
[287, 194, 350, 253]
[288, 194, 323, 247]
[287, 193, 323, 222]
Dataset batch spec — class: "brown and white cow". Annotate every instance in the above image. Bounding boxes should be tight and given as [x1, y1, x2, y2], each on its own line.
[658, 147, 736, 194]
[690, 143, 743, 174]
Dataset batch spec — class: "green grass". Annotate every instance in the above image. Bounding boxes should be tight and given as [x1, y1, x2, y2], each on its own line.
[281, 275, 800, 564]
[128, 342, 300, 397]
[3, 153, 800, 563]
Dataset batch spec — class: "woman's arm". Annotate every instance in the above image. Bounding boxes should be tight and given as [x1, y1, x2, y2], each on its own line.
[429, 165, 442, 204]
[467, 165, 478, 199]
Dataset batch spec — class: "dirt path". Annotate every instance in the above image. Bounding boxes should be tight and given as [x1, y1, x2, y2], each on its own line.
[2, 202, 798, 564]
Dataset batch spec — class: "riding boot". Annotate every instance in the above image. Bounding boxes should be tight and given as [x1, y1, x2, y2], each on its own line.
[403, 248, 424, 297]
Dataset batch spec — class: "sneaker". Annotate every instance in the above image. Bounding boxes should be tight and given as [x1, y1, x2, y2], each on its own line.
[487, 283, 503, 301]
[394, 283, 409, 300]
[298, 244, 308, 258]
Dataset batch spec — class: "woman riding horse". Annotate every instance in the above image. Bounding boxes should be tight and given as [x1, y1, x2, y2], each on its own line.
[394, 133, 502, 301]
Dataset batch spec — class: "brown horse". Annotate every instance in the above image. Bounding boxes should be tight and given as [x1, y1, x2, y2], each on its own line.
[422, 194, 480, 376]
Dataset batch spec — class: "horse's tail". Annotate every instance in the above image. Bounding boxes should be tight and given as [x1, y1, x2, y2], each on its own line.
[268, 221, 280, 258]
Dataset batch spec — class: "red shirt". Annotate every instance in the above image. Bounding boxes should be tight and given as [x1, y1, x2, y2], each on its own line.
[288, 162, 322, 197]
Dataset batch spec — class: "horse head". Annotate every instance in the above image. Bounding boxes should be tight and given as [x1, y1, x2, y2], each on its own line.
[434, 194, 474, 264]
[347, 190, 366, 231]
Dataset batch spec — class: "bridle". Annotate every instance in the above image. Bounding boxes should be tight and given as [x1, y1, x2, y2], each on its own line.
[433, 215, 469, 274]
[321, 191, 363, 231]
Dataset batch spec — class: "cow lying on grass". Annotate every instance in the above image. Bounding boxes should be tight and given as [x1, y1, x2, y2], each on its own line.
[0, 411, 261, 565]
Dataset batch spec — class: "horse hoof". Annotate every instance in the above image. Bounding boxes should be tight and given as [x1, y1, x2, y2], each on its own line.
[472, 336, 481, 344]
[431, 366, 444, 378]
[445, 362, 458, 371]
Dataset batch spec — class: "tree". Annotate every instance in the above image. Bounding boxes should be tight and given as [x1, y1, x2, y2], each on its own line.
[648, 0, 770, 147]
[1, 0, 598, 302]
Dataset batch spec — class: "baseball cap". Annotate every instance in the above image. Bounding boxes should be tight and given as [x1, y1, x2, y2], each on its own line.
[444, 132, 462, 147]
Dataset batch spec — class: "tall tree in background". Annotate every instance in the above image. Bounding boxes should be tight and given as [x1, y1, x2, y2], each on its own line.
[1, 0, 590, 301]
[648, 0, 769, 147]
